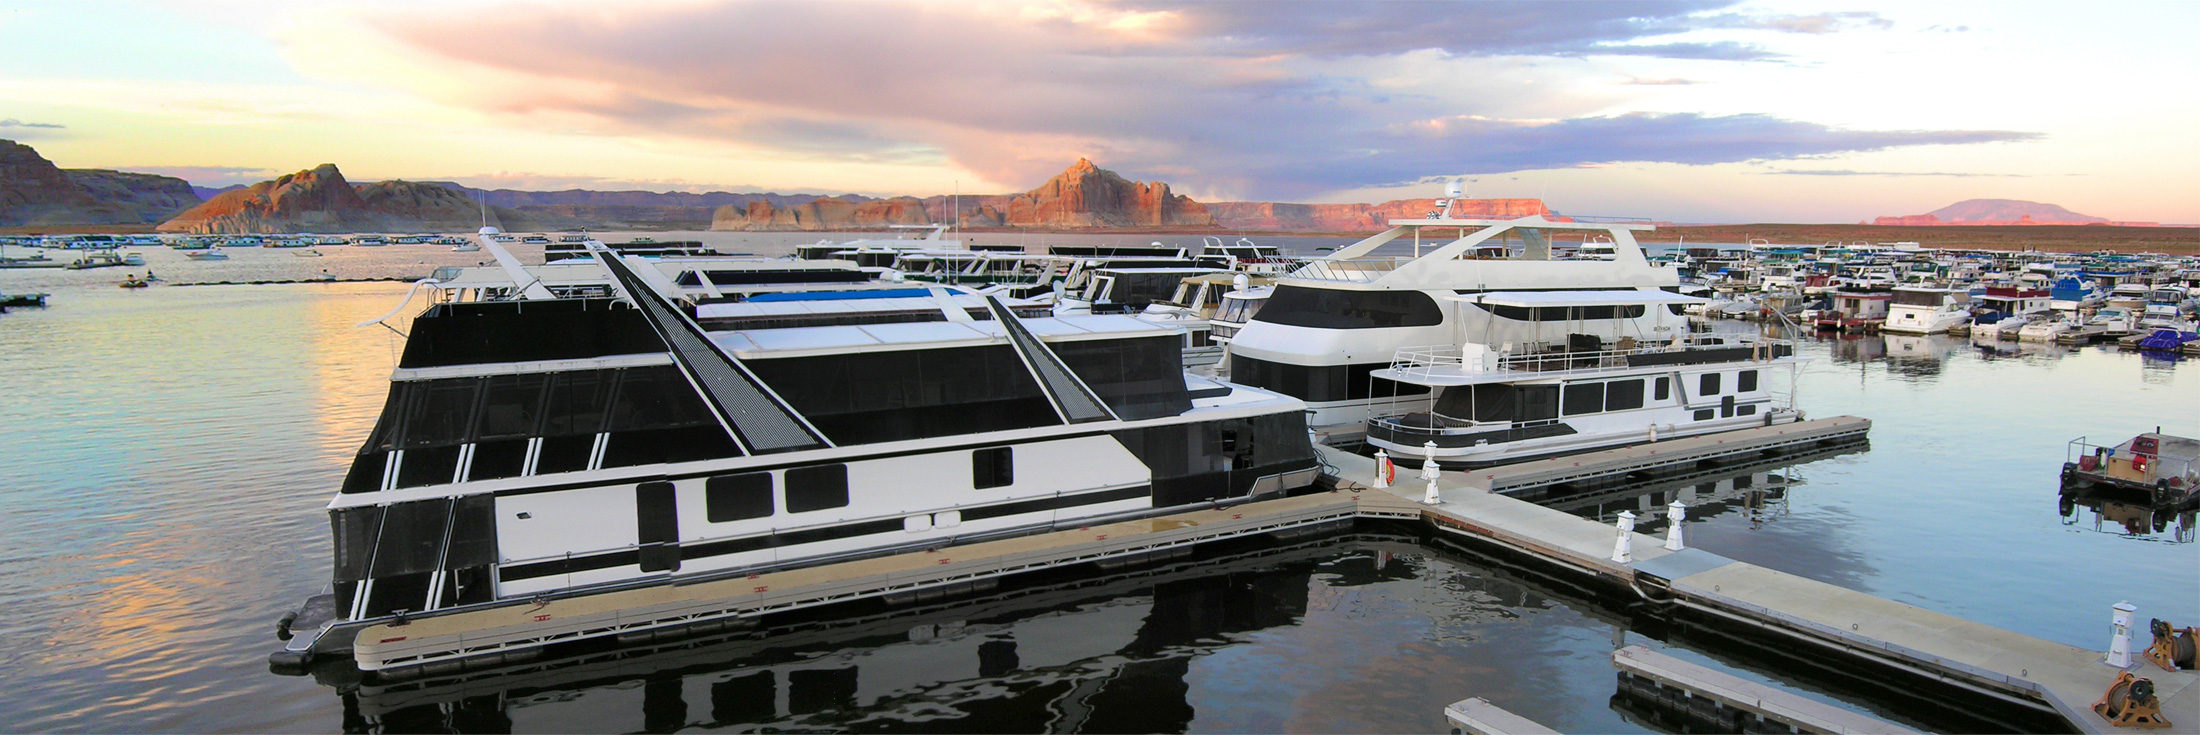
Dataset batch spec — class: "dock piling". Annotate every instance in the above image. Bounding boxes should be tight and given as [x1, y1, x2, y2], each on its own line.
[1664, 502, 1687, 551]
[1421, 442, 1443, 505]
[1611, 510, 1636, 563]
[1373, 449, 1392, 489]
[2111, 601, 2138, 668]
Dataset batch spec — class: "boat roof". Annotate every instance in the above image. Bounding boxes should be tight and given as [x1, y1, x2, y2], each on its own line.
[694, 293, 1028, 320]
[709, 314, 1178, 359]
[1447, 290, 1710, 308]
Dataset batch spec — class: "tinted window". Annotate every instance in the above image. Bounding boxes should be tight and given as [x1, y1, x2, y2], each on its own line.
[403, 378, 482, 448]
[1694, 408, 1714, 421]
[1606, 379, 1645, 411]
[706, 473, 773, 522]
[973, 447, 1013, 489]
[746, 345, 1055, 446]
[542, 371, 613, 436]
[1699, 372, 1721, 396]
[786, 465, 849, 513]
[1485, 304, 1647, 321]
[1229, 356, 1427, 402]
[1252, 285, 1443, 329]
[1738, 369, 1759, 392]
[1654, 377, 1670, 401]
[1519, 386, 1559, 421]
[1562, 383, 1605, 416]
[478, 373, 549, 439]
[1739, 403, 1757, 416]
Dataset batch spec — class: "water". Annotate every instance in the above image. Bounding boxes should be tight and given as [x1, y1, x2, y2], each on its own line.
[1, 236, 2193, 732]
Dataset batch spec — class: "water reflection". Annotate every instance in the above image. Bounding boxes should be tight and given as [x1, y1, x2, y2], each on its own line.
[2061, 488, 2197, 542]
[336, 535, 1383, 733]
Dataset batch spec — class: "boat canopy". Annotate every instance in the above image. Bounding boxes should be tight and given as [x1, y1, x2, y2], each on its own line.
[1446, 290, 1711, 308]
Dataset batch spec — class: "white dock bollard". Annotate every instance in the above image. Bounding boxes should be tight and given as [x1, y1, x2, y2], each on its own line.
[1665, 501, 1687, 551]
[1419, 442, 1442, 505]
[1611, 510, 1636, 563]
[2108, 601, 2137, 667]
[1373, 449, 1392, 489]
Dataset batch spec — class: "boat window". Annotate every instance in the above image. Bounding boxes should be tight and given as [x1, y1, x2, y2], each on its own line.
[973, 447, 1013, 489]
[369, 498, 454, 579]
[1738, 370, 1758, 392]
[1699, 372, 1721, 396]
[396, 445, 462, 488]
[402, 378, 483, 448]
[1251, 285, 1442, 329]
[1606, 380, 1645, 411]
[1228, 356, 1428, 402]
[1054, 335, 1194, 419]
[1694, 409, 1714, 421]
[1654, 377, 1670, 401]
[746, 344, 1057, 445]
[1562, 382, 1605, 416]
[542, 371, 614, 436]
[1483, 303, 1648, 321]
[1518, 385, 1559, 422]
[1739, 404, 1757, 416]
[477, 373, 550, 440]
[706, 473, 775, 522]
[786, 464, 850, 513]
[606, 367, 714, 432]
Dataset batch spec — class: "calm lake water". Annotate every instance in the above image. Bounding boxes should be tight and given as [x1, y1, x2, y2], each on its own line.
[0, 233, 2192, 732]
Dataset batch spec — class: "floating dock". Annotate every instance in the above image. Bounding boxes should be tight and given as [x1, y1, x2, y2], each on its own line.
[317, 415, 2197, 733]
[1442, 697, 1560, 735]
[1612, 645, 1918, 734]
[1320, 418, 2198, 734]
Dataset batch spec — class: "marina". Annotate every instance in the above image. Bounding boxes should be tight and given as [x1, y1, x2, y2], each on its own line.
[2, 228, 2194, 732]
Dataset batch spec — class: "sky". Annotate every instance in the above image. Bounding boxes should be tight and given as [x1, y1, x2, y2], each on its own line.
[1, 0, 2193, 223]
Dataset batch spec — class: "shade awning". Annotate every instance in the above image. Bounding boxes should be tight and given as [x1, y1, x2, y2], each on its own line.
[1446, 290, 1710, 308]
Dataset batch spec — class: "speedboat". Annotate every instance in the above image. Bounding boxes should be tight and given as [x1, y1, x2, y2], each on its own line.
[186, 248, 230, 261]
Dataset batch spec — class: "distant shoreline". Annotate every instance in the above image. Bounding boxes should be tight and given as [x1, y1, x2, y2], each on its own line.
[9, 222, 2196, 254]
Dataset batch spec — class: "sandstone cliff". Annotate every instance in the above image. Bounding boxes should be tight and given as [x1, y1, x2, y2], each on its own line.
[995, 158, 1212, 228]
[159, 165, 535, 233]
[0, 139, 199, 226]
[1208, 198, 1550, 232]
[66, 170, 203, 223]
[711, 196, 933, 231]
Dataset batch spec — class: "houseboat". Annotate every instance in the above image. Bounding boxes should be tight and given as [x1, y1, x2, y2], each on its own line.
[273, 232, 1321, 671]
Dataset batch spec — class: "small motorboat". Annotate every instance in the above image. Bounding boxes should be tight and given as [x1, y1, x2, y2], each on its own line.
[294, 249, 323, 257]
[119, 277, 150, 289]
[186, 248, 229, 261]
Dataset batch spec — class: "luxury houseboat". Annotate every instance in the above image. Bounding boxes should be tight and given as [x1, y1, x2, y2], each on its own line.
[1222, 210, 1804, 465]
[275, 231, 1321, 670]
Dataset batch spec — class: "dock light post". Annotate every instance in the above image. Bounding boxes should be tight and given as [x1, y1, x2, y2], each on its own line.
[1421, 441, 1442, 505]
[2110, 601, 2138, 668]
[1373, 449, 1392, 489]
[1611, 511, 1637, 563]
[1665, 502, 1687, 551]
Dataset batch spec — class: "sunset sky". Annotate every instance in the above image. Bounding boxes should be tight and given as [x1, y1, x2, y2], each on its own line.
[3, 0, 2192, 223]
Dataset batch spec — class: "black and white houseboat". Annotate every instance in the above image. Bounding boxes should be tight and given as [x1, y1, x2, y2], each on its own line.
[275, 237, 1321, 669]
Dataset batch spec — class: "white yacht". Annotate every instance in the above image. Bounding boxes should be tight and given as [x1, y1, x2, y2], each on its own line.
[1881, 287, 1970, 335]
[275, 235, 1321, 670]
[1222, 206, 1804, 463]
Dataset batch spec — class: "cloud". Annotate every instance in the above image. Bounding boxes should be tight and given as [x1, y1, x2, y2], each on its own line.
[1756, 169, 2048, 178]
[314, 1, 2030, 199]
[120, 165, 277, 187]
[1623, 76, 1701, 86]
[0, 118, 68, 139]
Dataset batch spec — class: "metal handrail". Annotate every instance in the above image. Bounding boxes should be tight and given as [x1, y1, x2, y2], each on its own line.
[1387, 335, 1792, 379]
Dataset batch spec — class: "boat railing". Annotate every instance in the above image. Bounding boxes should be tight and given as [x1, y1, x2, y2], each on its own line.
[1284, 256, 1416, 283]
[1387, 333, 1794, 381]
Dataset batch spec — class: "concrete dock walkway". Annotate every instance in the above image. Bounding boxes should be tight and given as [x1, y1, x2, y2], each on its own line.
[1320, 417, 2198, 733]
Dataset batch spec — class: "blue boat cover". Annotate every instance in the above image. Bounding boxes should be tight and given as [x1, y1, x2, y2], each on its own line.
[2136, 330, 2200, 351]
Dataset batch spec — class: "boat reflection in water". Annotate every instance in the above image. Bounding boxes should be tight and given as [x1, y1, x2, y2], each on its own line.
[2061, 488, 2197, 543]
[1515, 435, 1870, 533]
[333, 533, 1392, 733]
